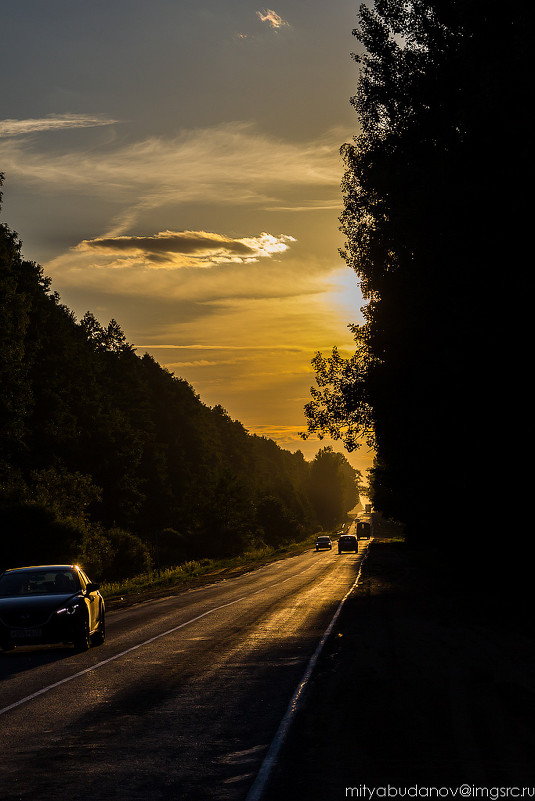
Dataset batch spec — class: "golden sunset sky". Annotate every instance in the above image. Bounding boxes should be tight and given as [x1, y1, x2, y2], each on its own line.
[1, 1, 374, 480]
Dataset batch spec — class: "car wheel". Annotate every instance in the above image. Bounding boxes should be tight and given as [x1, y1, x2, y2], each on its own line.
[91, 613, 106, 646]
[73, 616, 91, 652]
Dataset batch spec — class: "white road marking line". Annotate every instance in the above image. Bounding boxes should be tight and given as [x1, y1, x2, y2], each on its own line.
[245, 542, 370, 801]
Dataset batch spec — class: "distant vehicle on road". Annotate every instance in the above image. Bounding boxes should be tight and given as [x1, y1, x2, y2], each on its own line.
[356, 521, 371, 539]
[338, 534, 358, 553]
[315, 536, 332, 551]
[0, 565, 105, 653]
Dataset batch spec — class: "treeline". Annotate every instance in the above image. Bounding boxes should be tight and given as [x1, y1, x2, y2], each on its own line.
[0, 177, 359, 579]
[304, 2, 529, 581]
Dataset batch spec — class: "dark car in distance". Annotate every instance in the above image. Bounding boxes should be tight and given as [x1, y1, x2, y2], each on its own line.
[356, 521, 371, 540]
[0, 565, 105, 653]
[315, 536, 332, 551]
[338, 534, 358, 553]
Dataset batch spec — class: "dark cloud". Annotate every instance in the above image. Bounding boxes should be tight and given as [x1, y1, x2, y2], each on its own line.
[79, 231, 256, 257]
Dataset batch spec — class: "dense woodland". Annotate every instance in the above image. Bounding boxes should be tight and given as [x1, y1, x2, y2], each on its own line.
[0, 179, 360, 579]
[304, 1, 529, 589]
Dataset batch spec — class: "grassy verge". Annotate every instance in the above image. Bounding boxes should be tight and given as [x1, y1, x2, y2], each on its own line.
[100, 534, 321, 609]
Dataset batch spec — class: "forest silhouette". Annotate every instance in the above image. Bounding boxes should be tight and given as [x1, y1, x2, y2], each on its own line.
[0, 177, 359, 579]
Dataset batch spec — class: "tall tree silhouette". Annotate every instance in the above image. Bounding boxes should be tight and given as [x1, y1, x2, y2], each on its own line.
[304, 2, 530, 573]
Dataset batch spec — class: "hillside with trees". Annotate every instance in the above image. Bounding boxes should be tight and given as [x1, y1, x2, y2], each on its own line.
[304, 1, 529, 589]
[0, 175, 360, 579]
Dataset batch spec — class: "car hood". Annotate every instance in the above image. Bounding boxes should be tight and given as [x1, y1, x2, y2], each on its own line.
[0, 593, 80, 616]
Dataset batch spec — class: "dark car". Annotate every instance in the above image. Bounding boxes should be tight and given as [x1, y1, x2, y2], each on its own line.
[315, 536, 332, 551]
[338, 534, 358, 553]
[0, 565, 105, 653]
[356, 521, 371, 540]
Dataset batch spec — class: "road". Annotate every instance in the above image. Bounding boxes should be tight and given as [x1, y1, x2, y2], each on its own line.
[0, 542, 369, 801]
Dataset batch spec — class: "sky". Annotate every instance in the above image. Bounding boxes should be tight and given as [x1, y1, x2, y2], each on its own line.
[0, 0, 375, 483]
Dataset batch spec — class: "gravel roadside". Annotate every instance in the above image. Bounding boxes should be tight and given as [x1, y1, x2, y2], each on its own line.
[263, 539, 535, 800]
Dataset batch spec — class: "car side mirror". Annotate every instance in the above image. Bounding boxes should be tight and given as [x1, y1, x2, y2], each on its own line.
[85, 582, 100, 593]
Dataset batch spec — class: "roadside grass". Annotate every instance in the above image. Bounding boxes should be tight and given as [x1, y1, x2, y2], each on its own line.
[100, 533, 323, 606]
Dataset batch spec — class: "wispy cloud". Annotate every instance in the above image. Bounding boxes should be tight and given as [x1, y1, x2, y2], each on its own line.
[0, 113, 118, 138]
[266, 201, 343, 212]
[256, 9, 289, 29]
[134, 344, 311, 352]
[48, 253, 328, 306]
[1, 121, 345, 230]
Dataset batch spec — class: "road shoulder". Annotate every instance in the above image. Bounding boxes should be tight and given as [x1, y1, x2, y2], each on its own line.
[264, 539, 535, 799]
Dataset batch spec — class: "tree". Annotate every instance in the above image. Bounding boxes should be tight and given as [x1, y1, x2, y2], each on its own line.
[308, 447, 359, 530]
[0, 503, 85, 570]
[256, 495, 302, 547]
[0, 175, 32, 478]
[304, 2, 530, 565]
[29, 466, 100, 524]
[303, 340, 374, 453]
[103, 527, 152, 581]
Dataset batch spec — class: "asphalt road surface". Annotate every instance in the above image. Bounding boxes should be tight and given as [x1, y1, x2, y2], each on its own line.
[0, 542, 369, 801]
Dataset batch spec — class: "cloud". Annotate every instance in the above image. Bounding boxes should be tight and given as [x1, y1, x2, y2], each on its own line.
[47, 245, 337, 310]
[238, 232, 296, 257]
[75, 230, 296, 268]
[266, 201, 343, 212]
[135, 344, 311, 352]
[79, 231, 256, 257]
[256, 9, 289, 29]
[1, 120, 346, 232]
[0, 114, 118, 138]
[162, 358, 240, 369]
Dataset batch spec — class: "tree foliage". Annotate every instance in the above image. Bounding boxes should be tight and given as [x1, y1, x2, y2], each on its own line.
[304, 2, 530, 551]
[308, 447, 360, 531]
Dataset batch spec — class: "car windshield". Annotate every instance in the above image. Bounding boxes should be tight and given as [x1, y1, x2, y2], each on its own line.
[0, 570, 80, 597]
